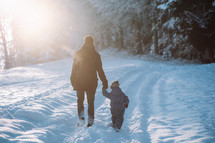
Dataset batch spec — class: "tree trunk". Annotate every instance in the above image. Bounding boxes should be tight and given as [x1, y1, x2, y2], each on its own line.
[154, 28, 158, 54]
[0, 21, 10, 69]
[119, 27, 124, 50]
[136, 31, 143, 54]
[136, 19, 143, 54]
[153, 3, 159, 55]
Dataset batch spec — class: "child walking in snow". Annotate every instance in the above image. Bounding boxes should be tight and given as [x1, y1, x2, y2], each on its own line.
[102, 81, 129, 132]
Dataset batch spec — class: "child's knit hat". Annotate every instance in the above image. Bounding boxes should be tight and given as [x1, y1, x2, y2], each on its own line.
[111, 81, 120, 89]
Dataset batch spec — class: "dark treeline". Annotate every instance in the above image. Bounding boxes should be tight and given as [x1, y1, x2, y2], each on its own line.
[86, 0, 215, 63]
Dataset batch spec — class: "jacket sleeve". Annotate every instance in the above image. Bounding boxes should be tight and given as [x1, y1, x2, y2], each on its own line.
[102, 89, 110, 99]
[97, 54, 108, 85]
[70, 53, 77, 87]
[123, 93, 129, 105]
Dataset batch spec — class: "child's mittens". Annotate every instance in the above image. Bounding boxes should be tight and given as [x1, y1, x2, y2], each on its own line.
[125, 104, 128, 108]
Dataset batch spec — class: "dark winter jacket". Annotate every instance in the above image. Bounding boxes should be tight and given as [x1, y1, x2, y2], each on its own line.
[70, 46, 107, 92]
[102, 87, 129, 111]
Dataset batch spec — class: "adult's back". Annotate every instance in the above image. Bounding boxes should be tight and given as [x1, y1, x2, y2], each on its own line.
[71, 46, 106, 92]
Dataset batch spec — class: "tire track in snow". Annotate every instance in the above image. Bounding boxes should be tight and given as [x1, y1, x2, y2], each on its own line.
[123, 71, 150, 143]
[147, 69, 215, 143]
[119, 63, 163, 143]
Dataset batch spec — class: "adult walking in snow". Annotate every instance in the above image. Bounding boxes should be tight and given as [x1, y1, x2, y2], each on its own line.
[70, 35, 108, 127]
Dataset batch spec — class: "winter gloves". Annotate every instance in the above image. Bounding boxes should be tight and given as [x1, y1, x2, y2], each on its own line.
[125, 104, 128, 108]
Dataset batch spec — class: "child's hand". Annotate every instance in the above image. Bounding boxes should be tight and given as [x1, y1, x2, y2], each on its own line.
[125, 104, 128, 108]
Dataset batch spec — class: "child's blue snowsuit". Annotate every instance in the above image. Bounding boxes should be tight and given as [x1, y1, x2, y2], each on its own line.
[102, 87, 129, 129]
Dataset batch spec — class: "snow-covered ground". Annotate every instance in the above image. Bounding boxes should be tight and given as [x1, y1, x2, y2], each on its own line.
[0, 52, 215, 143]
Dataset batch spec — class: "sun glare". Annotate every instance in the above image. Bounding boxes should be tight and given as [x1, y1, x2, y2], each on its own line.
[0, 0, 51, 36]
[0, 0, 16, 15]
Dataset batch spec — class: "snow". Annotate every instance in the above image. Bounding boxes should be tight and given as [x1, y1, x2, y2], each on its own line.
[157, 4, 168, 10]
[163, 17, 180, 30]
[0, 51, 215, 143]
[157, 0, 177, 10]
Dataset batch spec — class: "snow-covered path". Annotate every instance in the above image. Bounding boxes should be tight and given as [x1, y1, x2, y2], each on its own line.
[0, 54, 215, 143]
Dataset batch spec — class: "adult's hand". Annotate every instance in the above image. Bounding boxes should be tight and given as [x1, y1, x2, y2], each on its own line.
[102, 81, 108, 89]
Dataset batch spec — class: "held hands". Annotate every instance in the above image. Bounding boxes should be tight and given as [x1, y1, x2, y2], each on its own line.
[102, 81, 108, 89]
